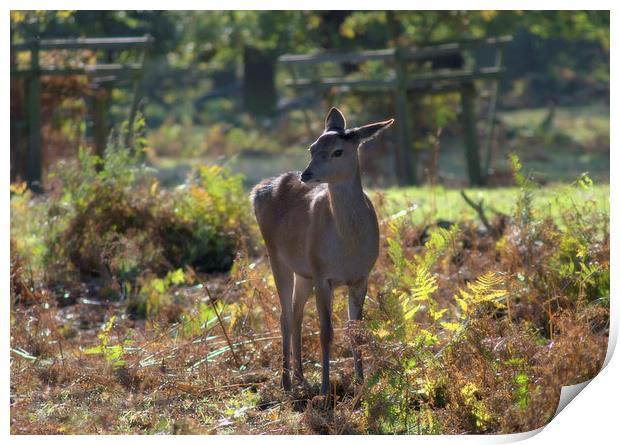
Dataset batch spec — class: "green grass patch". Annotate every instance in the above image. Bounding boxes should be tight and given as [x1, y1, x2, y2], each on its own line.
[377, 183, 609, 226]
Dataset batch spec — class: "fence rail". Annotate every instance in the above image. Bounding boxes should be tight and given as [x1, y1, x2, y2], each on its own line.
[279, 35, 512, 186]
[279, 35, 512, 67]
[11, 35, 154, 52]
[10, 35, 152, 190]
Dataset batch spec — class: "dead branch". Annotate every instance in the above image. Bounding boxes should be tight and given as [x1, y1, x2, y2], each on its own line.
[460, 190, 496, 238]
[205, 285, 242, 369]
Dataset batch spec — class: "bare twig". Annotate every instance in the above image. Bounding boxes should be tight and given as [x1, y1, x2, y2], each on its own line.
[205, 285, 241, 368]
[460, 190, 496, 238]
[172, 381, 264, 396]
[429, 127, 442, 189]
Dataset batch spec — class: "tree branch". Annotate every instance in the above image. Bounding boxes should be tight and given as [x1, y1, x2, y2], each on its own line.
[460, 190, 496, 238]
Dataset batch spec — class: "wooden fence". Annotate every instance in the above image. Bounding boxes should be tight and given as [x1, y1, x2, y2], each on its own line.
[10, 35, 153, 190]
[280, 35, 512, 186]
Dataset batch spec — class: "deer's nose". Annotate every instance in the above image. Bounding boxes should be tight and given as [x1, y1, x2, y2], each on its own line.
[300, 170, 313, 183]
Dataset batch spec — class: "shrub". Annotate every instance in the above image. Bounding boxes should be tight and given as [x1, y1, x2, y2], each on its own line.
[12, 124, 253, 315]
[357, 157, 609, 434]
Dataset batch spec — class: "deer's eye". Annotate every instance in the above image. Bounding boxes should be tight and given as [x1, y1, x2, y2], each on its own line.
[332, 149, 343, 158]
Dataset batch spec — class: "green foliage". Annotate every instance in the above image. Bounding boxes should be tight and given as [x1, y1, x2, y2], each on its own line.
[455, 272, 508, 318]
[10, 165, 610, 433]
[362, 166, 608, 434]
[75, 151, 244, 279]
[128, 269, 187, 319]
[167, 164, 251, 272]
[382, 222, 455, 341]
[84, 316, 132, 367]
[503, 157, 609, 309]
[460, 382, 494, 431]
[420, 225, 458, 270]
[12, 117, 253, 317]
[513, 372, 531, 411]
[387, 221, 457, 287]
[223, 388, 259, 420]
[510, 153, 535, 230]
[364, 221, 460, 431]
[10, 183, 48, 273]
[549, 173, 610, 306]
[179, 298, 223, 338]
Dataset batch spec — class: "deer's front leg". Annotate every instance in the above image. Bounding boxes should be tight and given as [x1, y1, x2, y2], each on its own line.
[314, 279, 333, 396]
[270, 258, 294, 391]
[348, 278, 368, 385]
[292, 274, 313, 384]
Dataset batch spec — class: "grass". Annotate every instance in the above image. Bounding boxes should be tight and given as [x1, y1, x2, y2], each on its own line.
[493, 103, 610, 183]
[378, 183, 610, 227]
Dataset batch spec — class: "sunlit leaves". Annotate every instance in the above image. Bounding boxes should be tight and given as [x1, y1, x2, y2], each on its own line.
[84, 316, 133, 367]
[460, 383, 494, 431]
[513, 373, 531, 411]
[455, 272, 508, 319]
[574, 172, 594, 190]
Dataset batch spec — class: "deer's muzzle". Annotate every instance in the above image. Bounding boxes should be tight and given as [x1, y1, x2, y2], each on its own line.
[300, 170, 313, 183]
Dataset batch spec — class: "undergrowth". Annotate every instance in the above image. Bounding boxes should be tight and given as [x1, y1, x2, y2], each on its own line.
[10, 149, 609, 434]
[11, 119, 254, 318]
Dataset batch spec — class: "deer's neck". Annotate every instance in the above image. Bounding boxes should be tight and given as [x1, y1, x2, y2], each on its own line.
[327, 168, 371, 239]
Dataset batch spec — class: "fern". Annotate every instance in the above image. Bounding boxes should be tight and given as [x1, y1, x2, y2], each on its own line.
[399, 266, 438, 321]
[384, 221, 458, 338]
[421, 225, 458, 271]
[387, 233, 407, 279]
[461, 382, 494, 431]
[411, 267, 439, 303]
[84, 316, 132, 366]
[455, 272, 508, 318]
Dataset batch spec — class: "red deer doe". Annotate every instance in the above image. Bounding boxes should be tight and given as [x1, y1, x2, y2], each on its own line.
[251, 108, 394, 395]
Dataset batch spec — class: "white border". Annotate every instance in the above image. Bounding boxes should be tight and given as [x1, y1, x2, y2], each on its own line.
[4, 2, 617, 443]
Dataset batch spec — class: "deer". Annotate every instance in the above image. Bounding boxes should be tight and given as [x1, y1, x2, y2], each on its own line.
[250, 107, 394, 396]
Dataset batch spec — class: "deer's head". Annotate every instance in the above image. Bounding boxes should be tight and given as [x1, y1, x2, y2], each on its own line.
[300, 107, 394, 184]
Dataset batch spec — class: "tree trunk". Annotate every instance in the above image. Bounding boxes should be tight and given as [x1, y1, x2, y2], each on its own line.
[243, 46, 277, 117]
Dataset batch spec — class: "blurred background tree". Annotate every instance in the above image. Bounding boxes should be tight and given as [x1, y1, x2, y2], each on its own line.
[10, 10, 609, 186]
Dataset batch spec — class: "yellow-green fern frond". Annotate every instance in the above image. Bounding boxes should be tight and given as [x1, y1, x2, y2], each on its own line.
[456, 272, 508, 318]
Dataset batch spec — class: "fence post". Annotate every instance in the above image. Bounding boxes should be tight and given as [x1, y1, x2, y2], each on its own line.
[124, 34, 152, 156]
[460, 82, 484, 186]
[243, 45, 277, 117]
[93, 90, 109, 159]
[27, 38, 42, 191]
[394, 46, 416, 185]
[482, 46, 504, 177]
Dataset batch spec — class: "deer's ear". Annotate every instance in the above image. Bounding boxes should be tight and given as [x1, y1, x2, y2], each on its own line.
[353, 118, 395, 143]
[325, 107, 346, 132]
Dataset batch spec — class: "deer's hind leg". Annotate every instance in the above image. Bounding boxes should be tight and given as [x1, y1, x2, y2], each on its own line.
[348, 278, 368, 385]
[292, 274, 313, 384]
[269, 255, 295, 391]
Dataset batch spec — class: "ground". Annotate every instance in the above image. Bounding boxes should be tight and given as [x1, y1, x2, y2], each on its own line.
[10, 179, 609, 434]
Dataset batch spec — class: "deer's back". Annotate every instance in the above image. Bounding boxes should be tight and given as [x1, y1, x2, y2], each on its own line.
[251, 172, 321, 276]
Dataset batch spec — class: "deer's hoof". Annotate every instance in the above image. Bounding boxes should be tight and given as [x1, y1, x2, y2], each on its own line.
[320, 382, 331, 397]
[310, 395, 333, 414]
[281, 373, 292, 392]
[293, 372, 306, 385]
